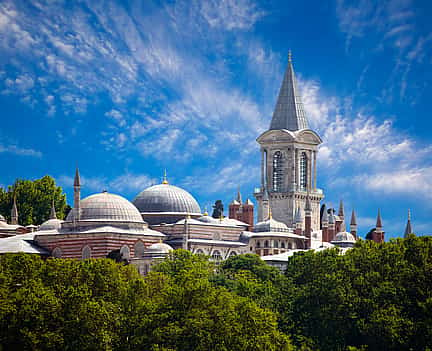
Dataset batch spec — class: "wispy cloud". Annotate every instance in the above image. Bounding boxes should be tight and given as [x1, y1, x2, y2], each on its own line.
[58, 172, 156, 195]
[0, 142, 42, 158]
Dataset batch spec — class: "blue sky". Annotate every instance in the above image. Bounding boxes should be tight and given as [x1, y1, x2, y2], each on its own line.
[0, 0, 431, 238]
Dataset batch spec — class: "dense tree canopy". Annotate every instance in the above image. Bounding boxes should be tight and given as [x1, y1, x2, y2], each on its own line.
[0, 176, 68, 225]
[0, 251, 293, 351]
[1, 236, 431, 350]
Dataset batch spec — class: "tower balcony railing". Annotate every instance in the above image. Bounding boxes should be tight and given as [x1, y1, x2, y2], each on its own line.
[254, 187, 323, 195]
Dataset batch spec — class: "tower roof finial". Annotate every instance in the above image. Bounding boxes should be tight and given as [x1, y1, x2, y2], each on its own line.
[404, 209, 413, 238]
[162, 169, 168, 184]
[288, 49, 292, 63]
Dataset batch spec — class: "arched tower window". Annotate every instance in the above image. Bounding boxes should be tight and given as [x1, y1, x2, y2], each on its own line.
[300, 152, 308, 190]
[82, 245, 91, 260]
[212, 250, 222, 260]
[134, 241, 145, 258]
[272, 151, 283, 192]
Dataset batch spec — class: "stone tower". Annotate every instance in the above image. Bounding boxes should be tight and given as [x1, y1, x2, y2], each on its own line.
[254, 53, 324, 230]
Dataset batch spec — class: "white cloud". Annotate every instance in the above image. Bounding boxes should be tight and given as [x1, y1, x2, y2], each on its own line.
[200, 0, 265, 31]
[0, 143, 42, 158]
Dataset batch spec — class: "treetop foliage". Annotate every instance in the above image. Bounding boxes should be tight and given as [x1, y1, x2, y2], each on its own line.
[0, 176, 68, 225]
[1, 236, 431, 350]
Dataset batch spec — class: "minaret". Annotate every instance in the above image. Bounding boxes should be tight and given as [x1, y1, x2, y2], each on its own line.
[73, 167, 81, 222]
[372, 209, 384, 243]
[321, 204, 328, 242]
[50, 200, 57, 220]
[350, 209, 357, 239]
[404, 209, 413, 238]
[304, 193, 312, 248]
[255, 52, 324, 229]
[11, 195, 18, 225]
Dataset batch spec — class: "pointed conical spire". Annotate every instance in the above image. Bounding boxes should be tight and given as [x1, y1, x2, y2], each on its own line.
[236, 187, 242, 204]
[50, 200, 57, 220]
[376, 209, 382, 229]
[404, 209, 413, 238]
[270, 51, 309, 131]
[74, 167, 81, 187]
[11, 195, 18, 225]
[338, 200, 345, 219]
[321, 204, 328, 224]
[350, 209, 357, 226]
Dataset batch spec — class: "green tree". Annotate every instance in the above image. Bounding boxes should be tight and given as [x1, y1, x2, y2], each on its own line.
[0, 176, 68, 225]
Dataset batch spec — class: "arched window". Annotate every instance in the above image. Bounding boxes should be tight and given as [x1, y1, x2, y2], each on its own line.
[300, 152, 308, 190]
[264, 240, 269, 248]
[288, 243, 293, 250]
[120, 245, 130, 260]
[195, 249, 204, 254]
[256, 241, 261, 248]
[212, 250, 222, 260]
[229, 251, 237, 257]
[134, 241, 145, 258]
[82, 245, 91, 259]
[272, 151, 283, 192]
[274, 240, 279, 248]
[52, 247, 62, 258]
[281, 242, 285, 249]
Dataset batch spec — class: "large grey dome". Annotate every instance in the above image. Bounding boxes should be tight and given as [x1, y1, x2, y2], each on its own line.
[66, 191, 144, 223]
[133, 183, 201, 214]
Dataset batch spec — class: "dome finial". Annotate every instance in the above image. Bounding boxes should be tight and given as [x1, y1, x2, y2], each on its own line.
[288, 49, 292, 63]
[203, 206, 208, 216]
[162, 169, 169, 184]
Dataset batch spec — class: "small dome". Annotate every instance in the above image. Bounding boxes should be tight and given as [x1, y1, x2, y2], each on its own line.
[197, 214, 219, 224]
[133, 183, 201, 214]
[66, 192, 144, 223]
[39, 219, 64, 231]
[332, 231, 356, 243]
[147, 242, 173, 254]
[0, 214, 6, 222]
[254, 217, 289, 233]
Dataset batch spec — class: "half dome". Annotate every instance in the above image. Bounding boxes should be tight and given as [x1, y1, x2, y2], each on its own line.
[66, 191, 144, 223]
[39, 219, 64, 231]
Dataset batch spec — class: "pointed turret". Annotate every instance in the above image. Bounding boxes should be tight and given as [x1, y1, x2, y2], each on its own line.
[50, 200, 57, 220]
[350, 209, 357, 239]
[338, 200, 345, 220]
[236, 187, 243, 204]
[404, 209, 413, 238]
[270, 51, 309, 131]
[376, 209, 382, 231]
[11, 195, 18, 225]
[321, 204, 329, 242]
[73, 167, 81, 222]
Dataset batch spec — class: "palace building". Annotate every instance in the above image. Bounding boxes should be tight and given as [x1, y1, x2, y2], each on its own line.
[1, 53, 398, 269]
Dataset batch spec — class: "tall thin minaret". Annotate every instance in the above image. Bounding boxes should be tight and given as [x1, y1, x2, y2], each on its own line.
[404, 209, 413, 238]
[350, 209, 357, 239]
[11, 195, 18, 225]
[74, 168, 81, 222]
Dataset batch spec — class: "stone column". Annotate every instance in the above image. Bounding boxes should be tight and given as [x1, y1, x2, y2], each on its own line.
[295, 148, 299, 189]
[261, 148, 265, 190]
[313, 150, 317, 190]
[291, 147, 296, 191]
[308, 150, 312, 192]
